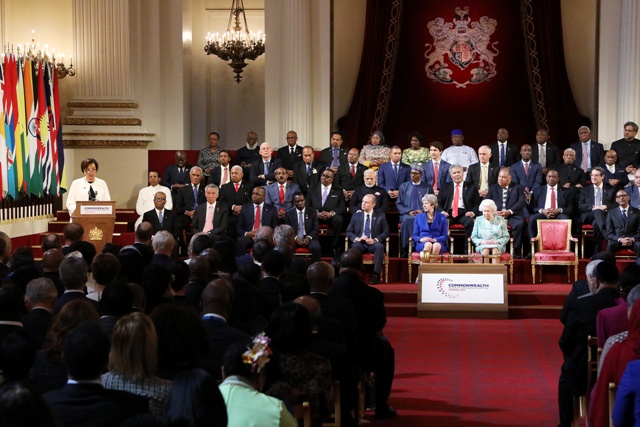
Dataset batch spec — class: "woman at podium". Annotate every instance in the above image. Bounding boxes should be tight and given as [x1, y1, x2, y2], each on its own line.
[66, 158, 111, 215]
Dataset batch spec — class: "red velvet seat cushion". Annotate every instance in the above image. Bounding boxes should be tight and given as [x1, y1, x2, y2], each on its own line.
[533, 251, 575, 262]
[469, 252, 511, 263]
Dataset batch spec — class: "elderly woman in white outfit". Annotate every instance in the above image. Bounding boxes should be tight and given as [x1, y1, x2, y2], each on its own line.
[66, 158, 111, 215]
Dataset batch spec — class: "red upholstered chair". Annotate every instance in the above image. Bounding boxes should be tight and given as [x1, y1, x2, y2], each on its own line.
[293, 246, 313, 259]
[467, 237, 514, 283]
[407, 236, 454, 283]
[530, 219, 578, 283]
[345, 236, 390, 283]
[581, 224, 594, 258]
[614, 248, 637, 260]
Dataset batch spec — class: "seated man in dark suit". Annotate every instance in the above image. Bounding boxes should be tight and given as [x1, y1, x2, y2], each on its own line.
[320, 131, 349, 173]
[276, 130, 303, 178]
[527, 169, 574, 242]
[510, 144, 543, 209]
[557, 148, 587, 189]
[570, 125, 606, 179]
[23, 277, 57, 348]
[191, 184, 229, 241]
[397, 165, 433, 257]
[307, 169, 346, 258]
[249, 142, 283, 187]
[43, 321, 149, 425]
[330, 249, 396, 420]
[422, 141, 451, 196]
[0, 284, 25, 345]
[602, 150, 630, 191]
[438, 164, 480, 244]
[487, 167, 527, 257]
[161, 150, 192, 205]
[142, 191, 177, 236]
[284, 192, 321, 263]
[174, 166, 207, 252]
[351, 169, 390, 214]
[235, 186, 279, 257]
[55, 256, 96, 314]
[265, 167, 300, 220]
[377, 146, 411, 200]
[578, 167, 616, 254]
[208, 149, 233, 187]
[345, 194, 390, 284]
[557, 261, 620, 427]
[531, 128, 560, 176]
[606, 189, 640, 255]
[235, 131, 261, 177]
[200, 279, 249, 380]
[293, 145, 325, 195]
[335, 147, 366, 203]
[61, 222, 84, 256]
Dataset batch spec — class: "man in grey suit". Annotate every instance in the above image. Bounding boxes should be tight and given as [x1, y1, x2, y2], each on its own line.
[606, 189, 640, 255]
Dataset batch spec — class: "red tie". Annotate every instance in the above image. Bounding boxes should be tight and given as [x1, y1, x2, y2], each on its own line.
[350, 164, 355, 178]
[524, 162, 529, 176]
[452, 184, 460, 217]
[234, 183, 239, 192]
[253, 205, 261, 230]
[550, 187, 556, 209]
[222, 168, 228, 185]
[433, 162, 439, 192]
[279, 185, 285, 205]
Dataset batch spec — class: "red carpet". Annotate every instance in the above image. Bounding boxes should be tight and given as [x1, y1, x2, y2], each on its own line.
[372, 317, 563, 426]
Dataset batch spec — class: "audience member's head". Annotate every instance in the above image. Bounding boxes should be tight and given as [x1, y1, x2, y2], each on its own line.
[135, 222, 154, 245]
[627, 286, 640, 318]
[222, 336, 271, 386]
[25, 277, 57, 311]
[109, 312, 158, 381]
[59, 255, 88, 290]
[62, 320, 110, 380]
[168, 260, 190, 294]
[141, 264, 172, 313]
[235, 262, 261, 285]
[188, 256, 210, 282]
[199, 248, 221, 277]
[152, 231, 175, 255]
[165, 369, 228, 427]
[128, 282, 147, 313]
[274, 225, 295, 247]
[0, 231, 11, 262]
[150, 305, 210, 379]
[262, 250, 286, 279]
[267, 302, 312, 354]
[254, 226, 274, 243]
[0, 381, 58, 427]
[201, 279, 233, 318]
[619, 264, 640, 297]
[306, 261, 335, 293]
[0, 329, 37, 381]
[214, 238, 237, 275]
[41, 233, 62, 252]
[251, 239, 273, 264]
[101, 243, 122, 257]
[280, 273, 309, 303]
[294, 295, 322, 332]
[592, 261, 620, 292]
[91, 253, 121, 287]
[68, 241, 97, 269]
[99, 281, 134, 317]
[118, 245, 144, 284]
[339, 249, 363, 272]
[41, 249, 64, 274]
[62, 222, 84, 245]
[43, 299, 99, 361]
[189, 233, 214, 258]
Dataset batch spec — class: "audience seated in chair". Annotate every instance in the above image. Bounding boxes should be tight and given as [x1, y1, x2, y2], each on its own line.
[471, 199, 510, 264]
[412, 194, 449, 260]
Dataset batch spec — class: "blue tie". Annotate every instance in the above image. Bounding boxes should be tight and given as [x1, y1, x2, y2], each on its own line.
[298, 211, 305, 239]
[500, 143, 506, 167]
[364, 214, 371, 238]
[192, 185, 198, 210]
[158, 211, 163, 226]
[263, 162, 269, 175]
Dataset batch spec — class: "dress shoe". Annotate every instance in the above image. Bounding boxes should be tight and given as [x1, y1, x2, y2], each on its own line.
[525, 252, 532, 260]
[374, 405, 397, 420]
[513, 254, 522, 260]
[370, 273, 380, 285]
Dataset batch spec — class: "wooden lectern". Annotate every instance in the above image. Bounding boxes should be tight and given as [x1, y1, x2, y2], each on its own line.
[71, 201, 116, 254]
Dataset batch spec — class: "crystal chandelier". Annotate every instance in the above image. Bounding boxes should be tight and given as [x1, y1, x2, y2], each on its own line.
[204, 0, 266, 83]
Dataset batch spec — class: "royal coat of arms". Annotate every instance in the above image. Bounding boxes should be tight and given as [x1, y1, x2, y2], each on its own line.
[424, 6, 499, 88]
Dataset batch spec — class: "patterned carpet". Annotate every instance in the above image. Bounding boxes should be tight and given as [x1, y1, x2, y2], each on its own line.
[370, 317, 563, 426]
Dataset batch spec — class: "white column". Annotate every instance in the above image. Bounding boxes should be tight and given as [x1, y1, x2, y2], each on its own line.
[616, 0, 640, 128]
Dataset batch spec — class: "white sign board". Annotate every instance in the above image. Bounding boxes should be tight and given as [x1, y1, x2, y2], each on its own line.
[421, 273, 505, 304]
[80, 205, 113, 215]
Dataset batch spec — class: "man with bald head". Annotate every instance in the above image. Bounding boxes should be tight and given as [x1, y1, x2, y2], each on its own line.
[62, 223, 84, 256]
[249, 142, 283, 186]
[41, 248, 65, 296]
[200, 278, 250, 380]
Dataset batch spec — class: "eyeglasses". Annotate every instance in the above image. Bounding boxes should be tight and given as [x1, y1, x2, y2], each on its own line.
[616, 195, 629, 198]
[85, 169, 97, 174]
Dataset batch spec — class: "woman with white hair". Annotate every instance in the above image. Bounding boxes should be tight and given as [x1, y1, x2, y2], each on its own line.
[471, 198, 510, 263]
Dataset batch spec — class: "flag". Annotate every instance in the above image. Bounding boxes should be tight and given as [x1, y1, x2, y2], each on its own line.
[51, 63, 65, 195]
[23, 57, 42, 197]
[39, 61, 52, 195]
[14, 56, 27, 197]
[3, 54, 18, 199]
[0, 58, 6, 198]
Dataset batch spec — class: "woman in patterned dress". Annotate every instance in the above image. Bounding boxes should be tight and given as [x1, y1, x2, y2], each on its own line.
[359, 131, 391, 170]
[402, 131, 430, 167]
[471, 198, 510, 263]
[197, 131, 224, 178]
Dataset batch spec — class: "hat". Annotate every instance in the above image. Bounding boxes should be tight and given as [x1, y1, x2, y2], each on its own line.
[410, 164, 424, 174]
[451, 129, 464, 136]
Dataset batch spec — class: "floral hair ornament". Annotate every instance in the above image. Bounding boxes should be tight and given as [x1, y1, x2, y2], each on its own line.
[242, 332, 272, 373]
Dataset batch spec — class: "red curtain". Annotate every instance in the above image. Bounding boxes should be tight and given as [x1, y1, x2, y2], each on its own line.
[339, 0, 588, 151]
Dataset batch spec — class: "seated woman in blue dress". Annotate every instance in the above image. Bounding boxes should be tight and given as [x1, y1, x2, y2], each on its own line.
[471, 199, 510, 263]
[412, 194, 449, 258]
